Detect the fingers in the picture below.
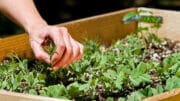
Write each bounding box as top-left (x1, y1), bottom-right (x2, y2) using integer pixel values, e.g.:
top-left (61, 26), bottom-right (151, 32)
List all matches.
top-left (29, 26), bottom-right (84, 71)
top-left (77, 41), bottom-right (84, 60)
top-left (51, 27), bottom-right (84, 70)
top-left (69, 38), bottom-right (84, 63)
top-left (53, 30), bottom-right (73, 69)
top-left (49, 29), bottom-right (66, 66)
top-left (69, 38), bottom-right (80, 63)
top-left (30, 40), bottom-right (51, 64)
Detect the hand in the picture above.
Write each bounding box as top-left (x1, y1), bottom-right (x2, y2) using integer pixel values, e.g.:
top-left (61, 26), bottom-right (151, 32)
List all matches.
top-left (0, 0), bottom-right (84, 70)
top-left (28, 25), bottom-right (84, 70)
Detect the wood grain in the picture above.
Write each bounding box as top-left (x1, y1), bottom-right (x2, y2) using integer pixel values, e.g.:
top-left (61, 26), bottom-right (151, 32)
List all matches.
top-left (0, 90), bottom-right (69, 101)
top-left (57, 8), bottom-right (137, 44)
top-left (0, 34), bottom-right (33, 61)
top-left (142, 88), bottom-right (180, 101)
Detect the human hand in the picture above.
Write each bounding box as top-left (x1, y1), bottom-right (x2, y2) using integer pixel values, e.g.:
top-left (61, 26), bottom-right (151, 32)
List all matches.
top-left (0, 0), bottom-right (84, 70)
top-left (28, 25), bottom-right (84, 70)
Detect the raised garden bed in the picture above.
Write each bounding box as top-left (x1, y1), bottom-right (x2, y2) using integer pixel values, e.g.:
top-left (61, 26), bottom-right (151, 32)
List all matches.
top-left (0, 7), bottom-right (180, 101)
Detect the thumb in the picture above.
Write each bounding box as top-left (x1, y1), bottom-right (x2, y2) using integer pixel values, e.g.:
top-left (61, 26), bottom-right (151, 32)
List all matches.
top-left (30, 39), bottom-right (51, 64)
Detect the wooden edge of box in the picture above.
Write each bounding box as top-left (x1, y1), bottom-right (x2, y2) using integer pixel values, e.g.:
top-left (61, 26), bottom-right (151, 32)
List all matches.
top-left (57, 7), bottom-right (137, 26)
top-left (0, 33), bottom-right (33, 61)
top-left (0, 90), bottom-right (70, 101)
top-left (57, 7), bottom-right (137, 44)
top-left (141, 88), bottom-right (180, 101)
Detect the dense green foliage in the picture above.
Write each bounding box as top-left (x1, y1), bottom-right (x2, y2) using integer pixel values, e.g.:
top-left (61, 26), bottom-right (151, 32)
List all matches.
top-left (0, 33), bottom-right (180, 101)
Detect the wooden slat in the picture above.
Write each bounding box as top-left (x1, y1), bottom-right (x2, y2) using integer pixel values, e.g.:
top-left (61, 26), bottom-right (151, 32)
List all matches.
top-left (0, 34), bottom-right (33, 61)
top-left (0, 90), bottom-right (69, 101)
top-left (142, 88), bottom-right (180, 101)
top-left (58, 8), bottom-right (137, 44)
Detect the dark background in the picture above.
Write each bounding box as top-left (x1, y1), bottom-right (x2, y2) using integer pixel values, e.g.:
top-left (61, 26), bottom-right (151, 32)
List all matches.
top-left (0, 0), bottom-right (180, 37)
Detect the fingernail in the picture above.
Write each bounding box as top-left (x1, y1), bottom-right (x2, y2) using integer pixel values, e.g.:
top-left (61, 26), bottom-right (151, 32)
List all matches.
top-left (63, 64), bottom-right (68, 68)
top-left (45, 58), bottom-right (51, 64)
top-left (53, 66), bottom-right (58, 71)
top-left (51, 55), bottom-right (56, 65)
top-left (72, 60), bottom-right (77, 63)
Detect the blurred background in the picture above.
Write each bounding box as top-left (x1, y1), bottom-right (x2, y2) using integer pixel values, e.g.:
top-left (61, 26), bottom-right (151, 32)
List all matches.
top-left (0, 0), bottom-right (180, 37)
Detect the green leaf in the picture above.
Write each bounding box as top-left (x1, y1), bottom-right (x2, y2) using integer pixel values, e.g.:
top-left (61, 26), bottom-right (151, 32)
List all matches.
top-left (122, 12), bottom-right (138, 23)
top-left (127, 90), bottom-right (145, 101)
top-left (67, 82), bottom-right (82, 98)
top-left (103, 69), bottom-right (117, 80)
top-left (29, 89), bottom-right (37, 95)
top-left (11, 75), bottom-right (19, 90)
top-left (27, 72), bottom-right (34, 86)
top-left (136, 27), bottom-right (149, 33)
top-left (139, 74), bottom-right (151, 83)
top-left (106, 97), bottom-right (114, 101)
top-left (118, 97), bottom-right (125, 101)
top-left (47, 84), bottom-right (68, 98)
top-left (137, 62), bottom-right (148, 73)
top-left (105, 82), bottom-right (112, 90)
top-left (16, 72), bottom-right (23, 82)
top-left (1, 81), bottom-right (7, 89)
top-left (79, 83), bottom-right (89, 93)
top-left (129, 76), bottom-right (142, 87)
top-left (165, 76), bottom-right (180, 91)
top-left (129, 73), bottom-right (151, 87)
top-left (39, 89), bottom-right (47, 96)
top-left (176, 70), bottom-right (180, 77)
top-left (156, 85), bottom-right (164, 94)
top-left (37, 73), bottom-right (46, 80)
top-left (148, 34), bottom-right (162, 43)
top-left (115, 72), bottom-right (124, 90)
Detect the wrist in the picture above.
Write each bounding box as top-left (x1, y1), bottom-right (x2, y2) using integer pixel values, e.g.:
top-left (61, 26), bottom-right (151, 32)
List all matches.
top-left (24, 19), bottom-right (48, 34)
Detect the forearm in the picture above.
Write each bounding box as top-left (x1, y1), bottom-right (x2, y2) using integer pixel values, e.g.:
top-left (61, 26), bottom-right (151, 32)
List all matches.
top-left (0, 0), bottom-right (84, 68)
top-left (0, 0), bottom-right (47, 33)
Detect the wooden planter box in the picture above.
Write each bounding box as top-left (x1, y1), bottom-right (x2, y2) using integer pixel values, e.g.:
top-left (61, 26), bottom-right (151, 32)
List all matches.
top-left (0, 7), bottom-right (180, 101)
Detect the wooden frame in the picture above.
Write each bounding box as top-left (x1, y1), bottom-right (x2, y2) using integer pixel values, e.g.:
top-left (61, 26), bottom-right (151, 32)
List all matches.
top-left (0, 7), bottom-right (180, 101)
